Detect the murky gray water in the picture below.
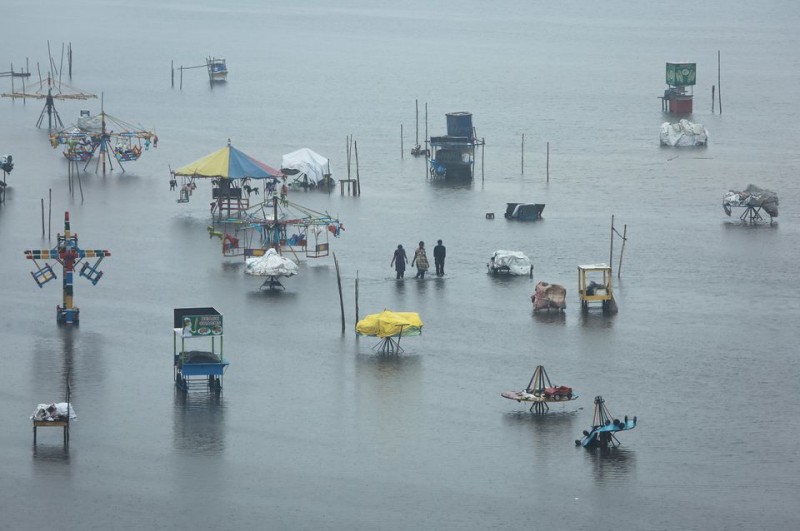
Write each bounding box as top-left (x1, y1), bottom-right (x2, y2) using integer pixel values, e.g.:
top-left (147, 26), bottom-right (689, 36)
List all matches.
top-left (1, 1), bottom-right (799, 529)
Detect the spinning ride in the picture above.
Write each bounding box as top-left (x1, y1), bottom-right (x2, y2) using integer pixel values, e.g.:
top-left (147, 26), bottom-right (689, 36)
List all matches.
top-left (24, 212), bottom-right (111, 325)
top-left (50, 101), bottom-right (157, 173)
top-left (502, 365), bottom-right (578, 413)
top-left (170, 140), bottom-right (281, 217)
top-left (576, 396), bottom-right (637, 449)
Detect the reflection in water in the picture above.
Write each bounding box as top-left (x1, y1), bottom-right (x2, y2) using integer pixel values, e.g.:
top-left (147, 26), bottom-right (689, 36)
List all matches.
top-left (172, 388), bottom-right (226, 455)
top-left (532, 311), bottom-right (567, 326)
top-left (221, 261), bottom-right (244, 273)
top-left (579, 312), bottom-right (615, 329)
top-left (503, 408), bottom-right (580, 448)
top-left (582, 446), bottom-right (636, 484)
top-left (354, 352), bottom-right (423, 443)
top-left (32, 443), bottom-right (71, 464)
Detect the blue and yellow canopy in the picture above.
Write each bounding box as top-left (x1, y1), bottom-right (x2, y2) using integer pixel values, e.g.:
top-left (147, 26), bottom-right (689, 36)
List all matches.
top-left (172, 143), bottom-right (282, 180)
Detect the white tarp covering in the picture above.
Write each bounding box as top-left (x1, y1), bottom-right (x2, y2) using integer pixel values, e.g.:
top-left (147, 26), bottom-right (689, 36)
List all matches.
top-left (660, 119), bottom-right (708, 146)
top-left (31, 402), bottom-right (77, 421)
top-left (281, 148), bottom-right (330, 184)
top-left (245, 248), bottom-right (299, 277)
top-left (488, 250), bottom-right (532, 275)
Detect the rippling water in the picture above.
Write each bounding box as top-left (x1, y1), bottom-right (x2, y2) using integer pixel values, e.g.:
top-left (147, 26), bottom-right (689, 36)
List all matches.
top-left (1, 1), bottom-right (799, 529)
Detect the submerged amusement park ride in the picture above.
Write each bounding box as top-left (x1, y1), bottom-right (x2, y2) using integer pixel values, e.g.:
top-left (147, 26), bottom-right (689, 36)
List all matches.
top-left (49, 101), bottom-right (158, 173)
top-left (576, 396), bottom-right (637, 449)
top-left (723, 184), bottom-right (779, 225)
top-left (173, 307), bottom-right (229, 392)
top-left (428, 112), bottom-right (484, 181)
top-left (170, 141), bottom-right (282, 216)
top-left (356, 309), bottom-right (423, 355)
top-left (172, 142), bottom-right (345, 262)
top-left (24, 212), bottom-right (111, 325)
top-left (502, 365), bottom-right (578, 413)
top-left (2, 75), bottom-right (97, 130)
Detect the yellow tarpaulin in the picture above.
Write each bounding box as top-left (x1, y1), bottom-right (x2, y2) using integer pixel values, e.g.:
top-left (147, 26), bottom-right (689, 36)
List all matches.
top-left (356, 310), bottom-right (423, 338)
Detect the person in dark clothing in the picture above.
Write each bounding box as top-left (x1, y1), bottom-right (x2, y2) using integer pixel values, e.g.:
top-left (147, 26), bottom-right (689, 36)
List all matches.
top-left (390, 244), bottom-right (408, 279)
top-left (433, 239), bottom-right (446, 276)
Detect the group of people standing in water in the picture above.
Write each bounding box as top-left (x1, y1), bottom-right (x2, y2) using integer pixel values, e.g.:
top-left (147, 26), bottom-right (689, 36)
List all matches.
top-left (391, 240), bottom-right (446, 279)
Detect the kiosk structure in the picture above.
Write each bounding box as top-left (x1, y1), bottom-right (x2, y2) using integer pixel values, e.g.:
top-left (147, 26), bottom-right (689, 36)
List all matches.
top-left (173, 307), bottom-right (229, 391)
top-left (660, 62), bottom-right (696, 113)
top-left (578, 263), bottom-right (615, 313)
top-left (24, 211), bottom-right (111, 325)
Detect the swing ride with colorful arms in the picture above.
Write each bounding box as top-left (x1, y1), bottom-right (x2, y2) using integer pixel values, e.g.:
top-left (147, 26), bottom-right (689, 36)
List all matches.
top-left (24, 212), bottom-right (111, 325)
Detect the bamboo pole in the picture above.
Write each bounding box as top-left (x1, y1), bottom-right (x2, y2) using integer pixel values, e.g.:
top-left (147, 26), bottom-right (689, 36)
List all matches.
top-left (609, 214), bottom-right (614, 268)
top-left (334, 253), bottom-right (345, 334)
top-left (717, 50), bottom-right (722, 114)
top-left (711, 85), bottom-right (715, 113)
top-left (617, 224), bottom-right (627, 278)
top-left (354, 140), bottom-right (361, 196)
top-left (355, 273), bottom-right (360, 324)
top-left (546, 142), bottom-right (550, 183)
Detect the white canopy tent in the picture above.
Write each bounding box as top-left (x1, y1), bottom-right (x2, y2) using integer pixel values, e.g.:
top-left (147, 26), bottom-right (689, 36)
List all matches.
top-left (281, 148), bottom-right (331, 187)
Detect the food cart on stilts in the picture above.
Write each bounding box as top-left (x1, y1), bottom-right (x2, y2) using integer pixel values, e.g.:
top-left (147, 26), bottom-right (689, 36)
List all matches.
top-left (173, 307), bottom-right (229, 392)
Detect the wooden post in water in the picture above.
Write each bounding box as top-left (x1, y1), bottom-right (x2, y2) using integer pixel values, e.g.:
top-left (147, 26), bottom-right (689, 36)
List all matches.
top-left (481, 139), bottom-right (485, 183)
top-left (68, 43), bottom-right (72, 78)
top-left (355, 140), bottom-right (361, 196)
top-left (717, 50), bottom-right (722, 114)
top-left (546, 142), bottom-right (550, 183)
top-left (711, 85), bottom-right (715, 113)
top-left (521, 133), bottom-right (524, 175)
top-left (617, 224), bottom-right (627, 278)
top-left (334, 253), bottom-right (345, 334)
top-left (609, 214), bottom-right (614, 268)
top-left (355, 273), bottom-right (360, 324)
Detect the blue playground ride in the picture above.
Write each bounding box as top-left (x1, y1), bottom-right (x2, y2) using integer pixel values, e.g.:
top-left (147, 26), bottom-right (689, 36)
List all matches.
top-left (173, 307), bottom-right (229, 392)
top-left (576, 396), bottom-right (637, 449)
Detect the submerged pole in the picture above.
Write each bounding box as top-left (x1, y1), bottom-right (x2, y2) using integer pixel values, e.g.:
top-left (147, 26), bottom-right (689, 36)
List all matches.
top-left (609, 214), bottom-right (614, 268)
top-left (617, 224), bottom-right (627, 278)
top-left (354, 140), bottom-right (361, 196)
top-left (546, 142), bottom-right (550, 183)
top-left (334, 253), bottom-right (345, 334)
top-left (355, 273), bottom-right (360, 323)
top-left (717, 50), bottom-right (722, 114)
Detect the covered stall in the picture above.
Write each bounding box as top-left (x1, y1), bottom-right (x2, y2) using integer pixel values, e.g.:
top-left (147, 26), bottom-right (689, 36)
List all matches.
top-left (487, 250), bottom-right (533, 276)
top-left (281, 148), bottom-right (333, 190)
top-left (356, 309), bottom-right (423, 354)
top-left (173, 307), bottom-right (229, 391)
